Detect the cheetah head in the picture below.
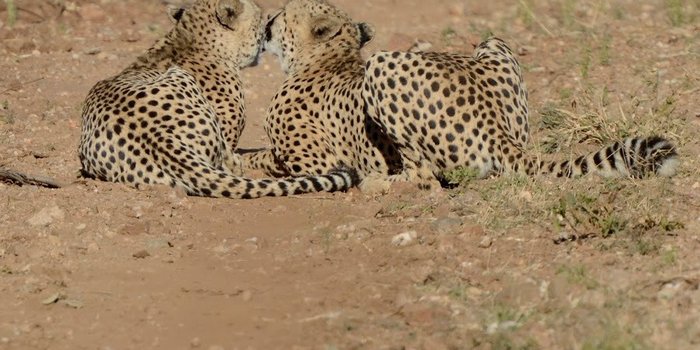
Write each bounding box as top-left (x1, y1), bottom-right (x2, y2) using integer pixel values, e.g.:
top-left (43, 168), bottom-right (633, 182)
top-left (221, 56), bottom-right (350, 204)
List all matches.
top-left (168, 0), bottom-right (264, 67)
top-left (263, 0), bottom-right (374, 74)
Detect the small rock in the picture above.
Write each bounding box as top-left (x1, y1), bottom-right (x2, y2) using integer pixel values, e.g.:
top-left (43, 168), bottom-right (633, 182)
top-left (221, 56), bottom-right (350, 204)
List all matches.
top-left (87, 242), bottom-right (100, 253)
top-left (409, 40), bottom-right (433, 53)
top-left (478, 236), bottom-right (493, 248)
top-left (658, 278), bottom-right (695, 300)
top-left (83, 47), bottom-right (101, 55)
top-left (62, 299), bottom-right (84, 309)
top-left (392, 231), bottom-right (418, 247)
top-left (42, 293), bottom-right (64, 305)
top-left (132, 250), bottom-right (151, 259)
top-left (190, 337), bottom-right (201, 348)
top-left (241, 290), bottom-right (253, 301)
top-left (27, 206), bottom-right (65, 227)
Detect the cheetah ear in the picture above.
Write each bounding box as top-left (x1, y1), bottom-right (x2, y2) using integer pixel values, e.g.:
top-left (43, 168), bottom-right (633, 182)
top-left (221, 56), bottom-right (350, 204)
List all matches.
top-left (217, 0), bottom-right (244, 30)
top-left (310, 16), bottom-right (343, 41)
top-left (356, 22), bottom-right (374, 48)
top-left (167, 6), bottom-right (186, 24)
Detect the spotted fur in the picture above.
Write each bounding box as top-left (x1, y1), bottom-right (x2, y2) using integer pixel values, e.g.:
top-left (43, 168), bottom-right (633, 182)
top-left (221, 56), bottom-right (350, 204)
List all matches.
top-left (363, 38), bottom-right (679, 186)
top-left (243, 0), bottom-right (401, 178)
top-left (78, 0), bottom-right (358, 198)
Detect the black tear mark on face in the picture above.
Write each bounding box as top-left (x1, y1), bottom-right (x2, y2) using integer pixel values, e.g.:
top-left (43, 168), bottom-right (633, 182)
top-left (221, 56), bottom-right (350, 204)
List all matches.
top-left (265, 11), bottom-right (282, 42)
top-left (356, 23), bottom-right (374, 48)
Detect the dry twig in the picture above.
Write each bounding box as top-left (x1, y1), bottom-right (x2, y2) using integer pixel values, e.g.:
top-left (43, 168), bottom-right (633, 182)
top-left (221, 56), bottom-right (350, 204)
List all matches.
top-left (0, 166), bottom-right (63, 188)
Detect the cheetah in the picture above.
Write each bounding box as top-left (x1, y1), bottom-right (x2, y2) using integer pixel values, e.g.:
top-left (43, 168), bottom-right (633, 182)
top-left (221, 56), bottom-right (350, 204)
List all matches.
top-left (242, 0), bottom-right (401, 179)
top-left (362, 37), bottom-right (679, 187)
top-left (78, 0), bottom-right (358, 199)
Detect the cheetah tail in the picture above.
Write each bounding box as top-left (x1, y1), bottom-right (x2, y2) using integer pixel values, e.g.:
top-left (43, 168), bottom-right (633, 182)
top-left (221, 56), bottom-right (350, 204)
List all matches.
top-left (512, 136), bottom-right (679, 178)
top-left (185, 165), bottom-right (360, 199)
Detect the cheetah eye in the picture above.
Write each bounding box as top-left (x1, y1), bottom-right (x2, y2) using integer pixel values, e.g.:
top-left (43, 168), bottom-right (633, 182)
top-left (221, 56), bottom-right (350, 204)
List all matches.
top-left (313, 26), bottom-right (330, 38)
top-left (217, 10), bottom-right (236, 31)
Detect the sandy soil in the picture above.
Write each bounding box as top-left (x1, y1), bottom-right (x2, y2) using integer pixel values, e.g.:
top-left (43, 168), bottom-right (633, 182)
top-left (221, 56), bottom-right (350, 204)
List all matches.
top-left (1, 0), bottom-right (699, 349)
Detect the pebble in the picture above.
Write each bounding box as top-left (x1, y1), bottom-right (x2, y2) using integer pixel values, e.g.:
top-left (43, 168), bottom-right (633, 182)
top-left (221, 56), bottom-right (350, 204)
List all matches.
top-left (42, 293), bottom-right (64, 305)
top-left (409, 40), bottom-right (433, 53)
top-left (190, 337), bottom-right (201, 348)
top-left (132, 250), bottom-right (151, 259)
top-left (658, 279), bottom-right (692, 300)
top-left (87, 242), bottom-right (100, 253)
top-left (392, 231), bottom-right (418, 247)
top-left (478, 236), bottom-right (493, 248)
top-left (84, 48), bottom-right (101, 55)
top-left (27, 206), bottom-right (65, 227)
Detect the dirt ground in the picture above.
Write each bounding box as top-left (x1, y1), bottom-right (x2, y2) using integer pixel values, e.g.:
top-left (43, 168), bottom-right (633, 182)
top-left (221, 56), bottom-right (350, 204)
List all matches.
top-left (1, 0), bottom-right (699, 349)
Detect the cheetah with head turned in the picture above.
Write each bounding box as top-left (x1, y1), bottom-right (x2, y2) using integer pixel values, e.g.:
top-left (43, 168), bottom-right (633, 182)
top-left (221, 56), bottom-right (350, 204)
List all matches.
top-left (242, 0), bottom-right (401, 178)
top-left (363, 38), bottom-right (679, 187)
top-left (250, 0), bottom-right (677, 191)
top-left (78, 0), bottom-right (358, 199)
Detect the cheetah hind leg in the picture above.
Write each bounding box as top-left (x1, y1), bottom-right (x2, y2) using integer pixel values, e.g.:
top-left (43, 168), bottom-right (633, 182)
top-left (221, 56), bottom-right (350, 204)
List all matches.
top-left (223, 153), bottom-right (245, 176)
top-left (383, 150), bottom-right (441, 190)
top-left (239, 148), bottom-right (289, 177)
top-left (388, 164), bottom-right (440, 190)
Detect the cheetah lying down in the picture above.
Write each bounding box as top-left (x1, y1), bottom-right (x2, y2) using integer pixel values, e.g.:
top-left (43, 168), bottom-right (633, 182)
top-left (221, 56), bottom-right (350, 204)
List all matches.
top-left (78, 0), bottom-right (358, 199)
top-left (248, 0), bottom-right (678, 190)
